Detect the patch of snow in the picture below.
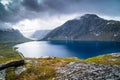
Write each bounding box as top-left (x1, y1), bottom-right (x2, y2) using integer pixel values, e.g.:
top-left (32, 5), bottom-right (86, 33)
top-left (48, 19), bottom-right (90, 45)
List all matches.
top-left (94, 33), bottom-right (100, 36)
top-left (107, 22), bottom-right (115, 25)
top-left (75, 17), bottom-right (81, 20)
top-left (107, 22), bottom-right (111, 25)
top-left (114, 34), bottom-right (117, 37)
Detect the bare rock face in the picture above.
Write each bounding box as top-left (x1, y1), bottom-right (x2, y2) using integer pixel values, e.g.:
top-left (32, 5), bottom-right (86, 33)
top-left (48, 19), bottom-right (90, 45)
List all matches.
top-left (44, 14), bottom-right (120, 41)
top-left (57, 62), bottom-right (120, 80)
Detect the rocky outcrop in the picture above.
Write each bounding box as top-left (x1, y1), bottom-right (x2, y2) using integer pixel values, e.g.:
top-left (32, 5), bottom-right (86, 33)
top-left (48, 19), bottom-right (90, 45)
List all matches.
top-left (0, 68), bottom-right (5, 80)
top-left (57, 62), bottom-right (120, 80)
top-left (0, 60), bottom-right (25, 71)
top-left (15, 66), bottom-right (27, 75)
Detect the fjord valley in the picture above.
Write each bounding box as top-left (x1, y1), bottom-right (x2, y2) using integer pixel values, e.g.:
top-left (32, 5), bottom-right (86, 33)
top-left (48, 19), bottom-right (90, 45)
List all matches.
top-left (0, 14), bottom-right (120, 80)
top-left (31, 30), bottom-right (51, 40)
top-left (0, 0), bottom-right (120, 79)
top-left (14, 14), bottom-right (120, 58)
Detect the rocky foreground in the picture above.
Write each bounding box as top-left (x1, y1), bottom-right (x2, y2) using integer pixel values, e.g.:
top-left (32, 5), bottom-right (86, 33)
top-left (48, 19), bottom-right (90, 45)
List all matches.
top-left (0, 53), bottom-right (120, 80)
top-left (57, 62), bottom-right (120, 80)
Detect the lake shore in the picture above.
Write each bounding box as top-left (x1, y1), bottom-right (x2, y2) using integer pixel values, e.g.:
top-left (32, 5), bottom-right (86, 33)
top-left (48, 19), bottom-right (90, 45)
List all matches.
top-left (0, 43), bottom-right (120, 79)
top-left (14, 41), bottom-right (120, 59)
top-left (1, 53), bottom-right (120, 80)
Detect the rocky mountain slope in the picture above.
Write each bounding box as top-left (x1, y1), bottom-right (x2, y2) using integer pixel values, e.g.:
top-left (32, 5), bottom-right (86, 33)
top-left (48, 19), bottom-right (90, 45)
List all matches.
top-left (0, 29), bottom-right (30, 43)
top-left (31, 30), bottom-right (51, 40)
top-left (44, 14), bottom-right (120, 41)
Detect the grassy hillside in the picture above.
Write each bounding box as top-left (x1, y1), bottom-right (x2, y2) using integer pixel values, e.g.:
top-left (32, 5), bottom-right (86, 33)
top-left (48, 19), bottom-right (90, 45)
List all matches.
top-left (0, 29), bottom-right (30, 43)
top-left (0, 43), bottom-right (21, 63)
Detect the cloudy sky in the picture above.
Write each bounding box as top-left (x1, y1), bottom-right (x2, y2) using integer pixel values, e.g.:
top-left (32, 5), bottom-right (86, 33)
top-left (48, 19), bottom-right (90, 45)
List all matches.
top-left (0, 0), bottom-right (120, 36)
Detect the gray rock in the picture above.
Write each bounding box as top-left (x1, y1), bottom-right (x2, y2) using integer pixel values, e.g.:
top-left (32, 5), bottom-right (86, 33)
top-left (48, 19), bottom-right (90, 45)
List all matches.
top-left (15, 66), bottom-right (27, 75)
top-left (0, 65), bottom-right (6, 80)
top-left (57, 62), bottom-right (120, 80)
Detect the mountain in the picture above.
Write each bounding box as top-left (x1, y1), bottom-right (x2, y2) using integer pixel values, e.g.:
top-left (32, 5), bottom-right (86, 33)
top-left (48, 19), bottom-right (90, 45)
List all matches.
top-left (0, 29), bottom-right (30, 43)
top-left (43, 14), bottom-right (120, 41)
top-left (31, 30), bottom-right (51, 40)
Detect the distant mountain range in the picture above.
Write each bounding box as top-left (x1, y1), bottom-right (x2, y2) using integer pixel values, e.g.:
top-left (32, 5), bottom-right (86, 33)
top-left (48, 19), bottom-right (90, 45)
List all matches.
top-left (0, 29), bottom-right (30, 43)
top-left (43, 14), bottom-right (120, 41)
top-left (31, 30), bottom-right (51, 40)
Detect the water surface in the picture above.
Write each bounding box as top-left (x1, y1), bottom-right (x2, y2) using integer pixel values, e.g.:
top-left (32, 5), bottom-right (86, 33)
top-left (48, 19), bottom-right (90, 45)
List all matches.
top-left (15, 41), bottom-right (120, 59)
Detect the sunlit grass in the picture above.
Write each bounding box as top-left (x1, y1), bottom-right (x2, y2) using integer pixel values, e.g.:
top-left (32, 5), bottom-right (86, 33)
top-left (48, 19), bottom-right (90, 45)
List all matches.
top-left (0, 43), bottom-right (21, 63)
top-left (85, 54), bottom-right (120, 65)
top-left (6, 57), bottom-right (83, 80)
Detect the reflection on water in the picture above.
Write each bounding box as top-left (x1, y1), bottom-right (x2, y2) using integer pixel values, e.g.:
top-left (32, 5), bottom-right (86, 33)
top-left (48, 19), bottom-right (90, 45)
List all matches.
top-left (15, 41), bottom-right (70, 58)
top-left (15, 41), bottom-right (120, 59)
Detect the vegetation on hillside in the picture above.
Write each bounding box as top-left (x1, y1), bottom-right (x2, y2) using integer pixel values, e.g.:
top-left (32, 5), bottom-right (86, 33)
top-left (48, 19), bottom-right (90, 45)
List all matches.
top-left (86, 54), bottom-right (120, 65)
top-left (6, 57), bottom-right (83, 80)
top-left (0, 43), bottom-right (21, 64)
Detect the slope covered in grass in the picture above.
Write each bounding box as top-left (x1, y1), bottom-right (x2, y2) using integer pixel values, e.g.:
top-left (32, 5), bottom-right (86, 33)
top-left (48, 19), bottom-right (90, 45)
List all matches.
top-left (0, 43), bottom-right (21, 63)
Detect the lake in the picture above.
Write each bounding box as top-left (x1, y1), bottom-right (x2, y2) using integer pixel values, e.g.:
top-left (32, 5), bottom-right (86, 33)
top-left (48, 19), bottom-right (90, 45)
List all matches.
top-left (14, 41), bottom-right (120, 59)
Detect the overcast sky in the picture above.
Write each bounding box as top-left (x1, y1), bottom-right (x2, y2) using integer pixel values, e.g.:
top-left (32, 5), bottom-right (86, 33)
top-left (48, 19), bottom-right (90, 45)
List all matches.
top-left (0, 0), bottom-right (120, 36)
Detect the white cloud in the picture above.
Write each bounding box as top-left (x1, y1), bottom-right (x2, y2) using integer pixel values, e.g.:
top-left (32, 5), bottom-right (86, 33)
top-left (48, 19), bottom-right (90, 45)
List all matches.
top-left (1, 0), bottom-right (11, 5)
top-left (100, 15), bottom-right (120, 21)
top-left (0, 22), bottom-right (12, 30)
top-left (12, 13), bottom-right (80, 37)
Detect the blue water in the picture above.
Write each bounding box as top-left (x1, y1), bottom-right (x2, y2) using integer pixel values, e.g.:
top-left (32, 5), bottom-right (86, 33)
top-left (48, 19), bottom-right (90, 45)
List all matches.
top-left (15, 41), bottom-right (120, 59)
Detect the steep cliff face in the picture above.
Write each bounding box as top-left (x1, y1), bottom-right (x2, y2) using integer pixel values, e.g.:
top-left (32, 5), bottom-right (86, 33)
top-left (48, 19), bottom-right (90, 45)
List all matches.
top-left (44, 14), bottom-right (120, 41)
top-left (0, 29), bottom-right (29, 43)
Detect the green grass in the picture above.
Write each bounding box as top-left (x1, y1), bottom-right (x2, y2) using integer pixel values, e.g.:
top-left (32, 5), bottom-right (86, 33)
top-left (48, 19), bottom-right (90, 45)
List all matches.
top-left (0, 43), bottom-right (21, 63)
top-left (85, 54), bottom-right (120, 65)
top-left (5, 57), bottom-right (84, 80)
top-left (6, 68), bottom-right (18, 80)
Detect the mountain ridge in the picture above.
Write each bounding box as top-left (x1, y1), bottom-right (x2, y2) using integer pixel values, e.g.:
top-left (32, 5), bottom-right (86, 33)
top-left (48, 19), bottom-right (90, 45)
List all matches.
top-left (31, 30), bottom-right (51, 40)
top-left (0, 28), bottom-right (30, 43)
top-left (43, 14), bottom-right (120, 41)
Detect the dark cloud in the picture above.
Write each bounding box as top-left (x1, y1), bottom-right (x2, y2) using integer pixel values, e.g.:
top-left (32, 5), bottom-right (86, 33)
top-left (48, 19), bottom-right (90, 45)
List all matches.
top-left (0, 3), bottom-right (9, 22)
top-left (21, 0), bottom-right (84, 14)
top-left (22, 0), bottom-right (42, 12)
top-left (0, 0), bottom-right (22, 23)
top-left (21, 0), bottom-right (120, 16)
top-left (0, 0), bottom-right (120, 27)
